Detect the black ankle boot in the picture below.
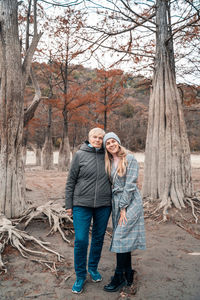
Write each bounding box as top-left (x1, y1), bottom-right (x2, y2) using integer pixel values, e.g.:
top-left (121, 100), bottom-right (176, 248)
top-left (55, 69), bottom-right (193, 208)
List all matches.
top-left (104, 271), bottom-right (126, 292)
top-left (125, 270), bottom-right (134, 286)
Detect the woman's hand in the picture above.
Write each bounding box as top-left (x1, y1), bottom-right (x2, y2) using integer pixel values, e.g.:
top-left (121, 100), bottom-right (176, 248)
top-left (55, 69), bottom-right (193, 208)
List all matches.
top-left (66, 208), bottom-right (73, 217)
top-left (118, 208), bottom-right (127, 226)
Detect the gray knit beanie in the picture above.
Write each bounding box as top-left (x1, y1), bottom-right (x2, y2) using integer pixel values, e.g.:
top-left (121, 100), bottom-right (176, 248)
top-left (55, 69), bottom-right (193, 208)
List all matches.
top-left (103, 132), bottom-right (121, 148)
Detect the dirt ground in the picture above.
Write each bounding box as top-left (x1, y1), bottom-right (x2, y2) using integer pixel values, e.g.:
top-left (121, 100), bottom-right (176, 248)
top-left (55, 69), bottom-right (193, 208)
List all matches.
top-left (1, 160), bottom-right (200, 300)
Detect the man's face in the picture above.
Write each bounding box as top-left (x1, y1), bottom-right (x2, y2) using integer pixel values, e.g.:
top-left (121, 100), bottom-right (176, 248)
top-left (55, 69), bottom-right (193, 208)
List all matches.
top-left (89, 134), bottom-right (104, 148)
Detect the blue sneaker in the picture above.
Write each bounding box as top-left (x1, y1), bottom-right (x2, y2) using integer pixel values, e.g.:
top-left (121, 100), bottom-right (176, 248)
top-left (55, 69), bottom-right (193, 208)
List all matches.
top-left (72, 278), bottom-right (85, 294)
top-left (88, 269), bottom-right (102, 282)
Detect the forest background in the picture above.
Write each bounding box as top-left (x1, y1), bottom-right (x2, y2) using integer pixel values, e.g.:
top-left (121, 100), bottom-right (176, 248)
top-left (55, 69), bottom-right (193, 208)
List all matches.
top-left (26, 63), bottom-right (200, 154)
top-left (0, 0), bottom-right (200, 219)
top-left (0, 0), bottom-right (200, 218)
top-left (22, 1), bottom-right (200, 156)
top-left (1, 2), bottom-right (200, 299)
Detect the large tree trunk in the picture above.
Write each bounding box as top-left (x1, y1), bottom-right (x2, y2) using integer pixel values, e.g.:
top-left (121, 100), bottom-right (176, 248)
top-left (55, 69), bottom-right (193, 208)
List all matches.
top-left (0, 0), bottom-right (41, 218)
top-left (0, 0), bottom-right (25, 217)
top-left (142, 0), bottom-right (192, 211)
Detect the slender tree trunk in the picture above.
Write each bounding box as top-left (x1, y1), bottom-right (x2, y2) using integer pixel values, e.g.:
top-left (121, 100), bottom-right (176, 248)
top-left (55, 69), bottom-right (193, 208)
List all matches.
top-left (58, 54), bottom-right (71, 172)
top-left (58, 129), bottom-right (71, 171)
top-left (28, 142), bottom-right (41, 166)
top-left (35, 146), bottom-right (42, 166)
top-left (0, 0), bottom-right (25, 217)
top-left (22, 146), bottom-right (27, 165)
top-left (142, 0), bottom-right (192, 211)
top-left (58, 135), bottom-right (71, 172)
top-left (42, 105), bottom-right (53, 170)
top-left (104, 108), bottom-right (107, 131)
top-left (42, 137), bottom-right (53, 169)
top-left (58, 110), bottom-right (71, 171)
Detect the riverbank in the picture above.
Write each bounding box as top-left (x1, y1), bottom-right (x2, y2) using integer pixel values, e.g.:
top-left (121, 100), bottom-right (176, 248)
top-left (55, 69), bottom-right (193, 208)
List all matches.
top-left (26, 150), bottom-right (200, 168)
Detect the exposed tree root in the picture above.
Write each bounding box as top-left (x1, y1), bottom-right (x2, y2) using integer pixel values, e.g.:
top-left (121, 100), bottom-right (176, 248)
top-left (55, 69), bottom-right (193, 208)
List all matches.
top-left (31, 259), bottom-right (59, 277)
top-left (143, 198), bottom-right (164, 222)
top-left (64, 271), bottom-right (75, 281)
top-left (15, 201), bottom-right (74, 243)
top-left (0, 214), bottom-right (64, 274)
top-left (144, 192), bottom-right (200, 221)
top-left (143, 192), bottom-right (200, 239)
top-left (24, 292), bottom-right (55, 298)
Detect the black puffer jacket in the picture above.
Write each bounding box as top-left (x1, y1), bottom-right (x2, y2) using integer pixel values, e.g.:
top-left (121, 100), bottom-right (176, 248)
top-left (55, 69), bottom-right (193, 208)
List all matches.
top-left (65, 142), bottom-right (112, 209)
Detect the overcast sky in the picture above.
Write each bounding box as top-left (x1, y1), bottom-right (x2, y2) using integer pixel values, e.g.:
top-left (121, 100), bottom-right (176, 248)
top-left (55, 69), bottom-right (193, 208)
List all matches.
top-left (36, 0), bottom-right (200, 86)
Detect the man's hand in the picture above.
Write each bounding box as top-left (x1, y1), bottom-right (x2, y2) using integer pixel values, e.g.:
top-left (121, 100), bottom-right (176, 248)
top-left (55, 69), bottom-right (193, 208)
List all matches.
top-left (66, 208), bottom-right (73, 217)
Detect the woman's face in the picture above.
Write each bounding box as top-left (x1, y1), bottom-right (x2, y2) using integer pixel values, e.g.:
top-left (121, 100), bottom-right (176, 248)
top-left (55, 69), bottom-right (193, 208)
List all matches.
top-left (89, 133), bottom-right (104, 148)
top-left (106, 139), bottom-right (119, 155)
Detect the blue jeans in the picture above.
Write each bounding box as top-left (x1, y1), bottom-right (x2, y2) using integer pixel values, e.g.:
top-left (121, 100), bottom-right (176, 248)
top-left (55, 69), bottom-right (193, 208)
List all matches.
top-left (73, 206), bottom-right (111, 280)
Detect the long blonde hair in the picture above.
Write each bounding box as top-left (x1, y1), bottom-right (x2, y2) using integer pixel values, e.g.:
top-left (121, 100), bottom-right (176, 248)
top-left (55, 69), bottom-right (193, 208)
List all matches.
top-left (105, 145), bottom-right (128, 177)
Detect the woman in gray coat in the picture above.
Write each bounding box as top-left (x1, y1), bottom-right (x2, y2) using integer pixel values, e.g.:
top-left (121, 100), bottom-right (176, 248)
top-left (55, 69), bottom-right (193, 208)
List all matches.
top-left (103, 132), bottom-right (146, 292)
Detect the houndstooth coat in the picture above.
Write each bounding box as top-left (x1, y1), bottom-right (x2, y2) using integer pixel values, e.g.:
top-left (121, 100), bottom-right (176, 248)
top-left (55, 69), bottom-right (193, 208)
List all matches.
top-left (110, 153), bottom-right (146, 253)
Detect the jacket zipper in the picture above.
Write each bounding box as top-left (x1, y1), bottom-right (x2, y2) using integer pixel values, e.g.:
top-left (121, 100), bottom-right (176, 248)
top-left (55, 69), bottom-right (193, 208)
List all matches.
top-left (94, 149), bottom-right (98, 207)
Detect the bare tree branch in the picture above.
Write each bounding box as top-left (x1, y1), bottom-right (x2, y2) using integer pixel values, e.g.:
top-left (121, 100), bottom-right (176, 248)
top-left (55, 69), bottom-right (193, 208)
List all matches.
top-left (183, 0), bottom-right (200, 15)
top-left (24, 68), bottom-right (42, 126)
top-left (81, 36), bottom-right (154, 58)
top-left (166, 12), bottom-right (200, 42)
top-left (120, 0), bottom-right (156, 25)
top-left (39, 0), bottom-right (84, 7)
top-left (22, 0), bottom-right (43, 85)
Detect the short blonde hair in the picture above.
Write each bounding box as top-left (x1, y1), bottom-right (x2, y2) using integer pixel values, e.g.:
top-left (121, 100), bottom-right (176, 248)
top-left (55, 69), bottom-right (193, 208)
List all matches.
top-left (88, 127), bottom-right (105, 139)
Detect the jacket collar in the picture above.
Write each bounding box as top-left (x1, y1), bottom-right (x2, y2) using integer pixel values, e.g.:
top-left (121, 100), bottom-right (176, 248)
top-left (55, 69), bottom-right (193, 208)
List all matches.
top-left (80, 141), bottom-right (104, 153)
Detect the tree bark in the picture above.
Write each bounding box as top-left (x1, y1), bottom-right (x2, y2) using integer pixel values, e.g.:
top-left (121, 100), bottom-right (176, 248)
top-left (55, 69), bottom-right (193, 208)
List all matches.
top-left (58, 111), bottom-right (70, 172)
top-left (42, 105), bottom-right (53, 170)
top-left (23, 1), bottom-right (42, 127)
top-left (22, 128), bottom-right (29, 165)
top-left (58, 135), bottom-right (71, 172)
top-left (0, 0), bottom-right (25, 217)
top-left (0, 0), bottom-right (41, 217)
top-left (142, 0), bottom-right (192, 210)
top-left (35, 146), bottom-right (42, 166)
top-left (24, 68), bottom-right (42, 127)
top-left (58, 54), bottom-right (71, 172)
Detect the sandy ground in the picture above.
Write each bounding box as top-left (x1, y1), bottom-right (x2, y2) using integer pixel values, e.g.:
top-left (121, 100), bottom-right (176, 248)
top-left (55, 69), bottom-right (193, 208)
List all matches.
top-left (1, 154), bottom-right (200, 300)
